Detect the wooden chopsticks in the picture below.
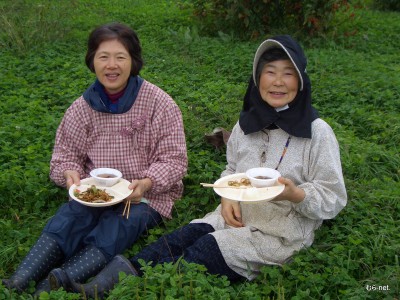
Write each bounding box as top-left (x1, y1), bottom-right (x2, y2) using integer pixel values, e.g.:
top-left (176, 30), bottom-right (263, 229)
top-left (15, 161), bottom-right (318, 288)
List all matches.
top-left (200, 183), bottom-right (248, 189)
top-left (122, 199), bottom-right (131, 219)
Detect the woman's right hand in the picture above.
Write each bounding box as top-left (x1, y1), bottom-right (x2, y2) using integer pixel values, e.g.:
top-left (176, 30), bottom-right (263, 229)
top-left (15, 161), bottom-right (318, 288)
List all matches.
top-left (221, 197), bottom-right (244, 227)
top-left (63, 170), bottom-right (81, 189)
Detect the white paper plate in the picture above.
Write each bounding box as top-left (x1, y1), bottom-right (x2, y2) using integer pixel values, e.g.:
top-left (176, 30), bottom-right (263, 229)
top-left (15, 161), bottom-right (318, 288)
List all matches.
top-left (69, 177), bottom-right (132, 207)
top-left (213, 173), bottom-right (284, 202)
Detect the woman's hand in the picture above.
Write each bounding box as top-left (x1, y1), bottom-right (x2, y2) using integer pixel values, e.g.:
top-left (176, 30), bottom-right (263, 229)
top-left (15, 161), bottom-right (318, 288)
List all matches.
top-left (64, 170), bottom-right (81, 189)
top-left (273, 176), bottom-right (305, 203)
top-left (221, 197), bottom-right (244, 227)
top-left (126, 178), bottom-right (152, 204)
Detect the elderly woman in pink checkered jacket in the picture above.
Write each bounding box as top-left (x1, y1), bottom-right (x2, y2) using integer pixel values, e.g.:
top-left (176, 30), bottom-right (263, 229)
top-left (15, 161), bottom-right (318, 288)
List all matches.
top-left (3, 22), bottom-right (187, 295)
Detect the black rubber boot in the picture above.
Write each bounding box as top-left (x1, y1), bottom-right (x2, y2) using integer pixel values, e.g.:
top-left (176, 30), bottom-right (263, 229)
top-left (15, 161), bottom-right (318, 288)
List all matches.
top-left (2, 234), bottom-right (64, 292)
top-left (70, 254), bottom-right (137, 299)
top-left (48, 245), bottom-right (107, 292)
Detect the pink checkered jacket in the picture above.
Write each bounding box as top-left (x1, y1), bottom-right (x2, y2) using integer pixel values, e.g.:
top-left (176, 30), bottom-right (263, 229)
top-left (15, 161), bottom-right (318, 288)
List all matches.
top-left (50, 80), bottom-right (188, 218)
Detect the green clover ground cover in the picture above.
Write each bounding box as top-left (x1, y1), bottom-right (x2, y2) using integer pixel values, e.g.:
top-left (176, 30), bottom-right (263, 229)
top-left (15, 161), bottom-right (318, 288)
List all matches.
top-left (0, 0), bottom-right (399, 299)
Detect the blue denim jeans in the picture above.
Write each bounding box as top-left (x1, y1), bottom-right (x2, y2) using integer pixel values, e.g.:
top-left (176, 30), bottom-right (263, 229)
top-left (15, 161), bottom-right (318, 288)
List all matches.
top-left (43, 200), bottom-right (162, 261)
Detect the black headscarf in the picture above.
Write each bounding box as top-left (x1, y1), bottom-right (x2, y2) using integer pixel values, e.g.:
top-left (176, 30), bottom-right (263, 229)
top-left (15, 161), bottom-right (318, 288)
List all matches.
top-left (239, 35), bottom-right (318, 138)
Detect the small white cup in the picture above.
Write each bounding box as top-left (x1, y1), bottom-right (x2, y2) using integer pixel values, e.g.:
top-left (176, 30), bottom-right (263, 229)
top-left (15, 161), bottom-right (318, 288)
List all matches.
top-left (245, 167), bottom-right (281, 188)
top-left (90, 168), bottom-right (122, 187)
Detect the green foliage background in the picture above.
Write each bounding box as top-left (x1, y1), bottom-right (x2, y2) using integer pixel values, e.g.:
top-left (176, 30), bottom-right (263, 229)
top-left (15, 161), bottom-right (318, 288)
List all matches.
top-left (0, 0), bottom-right (399, 299)
top-left (191, 0), bottom-right (357, 40)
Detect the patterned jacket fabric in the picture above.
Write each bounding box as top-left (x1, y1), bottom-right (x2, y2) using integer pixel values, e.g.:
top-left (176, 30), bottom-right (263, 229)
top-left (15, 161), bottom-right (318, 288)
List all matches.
top-left (50, 80), bottom-right (187, 218)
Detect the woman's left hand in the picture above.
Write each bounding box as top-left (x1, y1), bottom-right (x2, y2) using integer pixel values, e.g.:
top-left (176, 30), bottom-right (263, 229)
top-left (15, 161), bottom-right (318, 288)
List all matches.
top-left (273, 176), bottom-right (305, 203)
top-left (126, 178), bottom-right (152, 204)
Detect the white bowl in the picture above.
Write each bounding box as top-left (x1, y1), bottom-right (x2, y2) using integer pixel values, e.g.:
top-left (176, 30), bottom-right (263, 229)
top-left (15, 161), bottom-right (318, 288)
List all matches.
top-left (245, 167), bottom-right (281, 188)
top-left (89, 168), bottom-right (122, 187)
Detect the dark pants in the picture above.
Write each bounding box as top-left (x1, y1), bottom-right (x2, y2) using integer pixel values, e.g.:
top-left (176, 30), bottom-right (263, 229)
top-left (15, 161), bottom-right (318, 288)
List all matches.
top-left (130, 223), bottom-right (243, 281)
top-left (43, 200), bottom-right (162, 261)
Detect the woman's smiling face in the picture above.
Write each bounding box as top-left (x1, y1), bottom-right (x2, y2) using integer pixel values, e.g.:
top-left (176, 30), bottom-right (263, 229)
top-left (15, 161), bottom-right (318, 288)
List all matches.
top-left (93, 39), bottom-right (132, 94)
top-left (258, 59), bottom-right (299, 108)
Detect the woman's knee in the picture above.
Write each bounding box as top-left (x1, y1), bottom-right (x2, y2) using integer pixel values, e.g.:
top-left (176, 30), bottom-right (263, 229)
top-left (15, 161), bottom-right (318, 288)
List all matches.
top-left (184, 234), bottom-right (242, 281)
top-left (43, 202), bottom-right (99, 233)
top-left (125, 204), bottom-right (162, 229)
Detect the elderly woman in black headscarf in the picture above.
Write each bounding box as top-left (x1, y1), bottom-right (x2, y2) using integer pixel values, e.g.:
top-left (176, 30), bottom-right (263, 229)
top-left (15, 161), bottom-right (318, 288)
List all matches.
top-left (49, 35), bottom-right (347, 298)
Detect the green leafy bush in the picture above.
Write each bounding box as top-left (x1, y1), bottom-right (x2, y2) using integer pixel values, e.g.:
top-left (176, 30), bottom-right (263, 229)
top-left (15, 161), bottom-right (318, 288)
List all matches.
top-left (191, 0), bottom-right (357, 39)
top-left (372, 0), bottom-right (400, 11)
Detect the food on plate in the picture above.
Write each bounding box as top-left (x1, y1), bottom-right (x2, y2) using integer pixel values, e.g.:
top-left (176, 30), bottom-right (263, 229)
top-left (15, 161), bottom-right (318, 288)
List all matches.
top-left (74, 185), bottom-right (114, 203)
top-left (228, 178), bottom-right (251, 187)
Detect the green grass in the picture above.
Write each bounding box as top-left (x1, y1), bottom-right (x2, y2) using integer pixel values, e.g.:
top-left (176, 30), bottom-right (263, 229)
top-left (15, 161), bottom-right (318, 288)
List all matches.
top-left (0, 0), bottom-right (399, 299)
